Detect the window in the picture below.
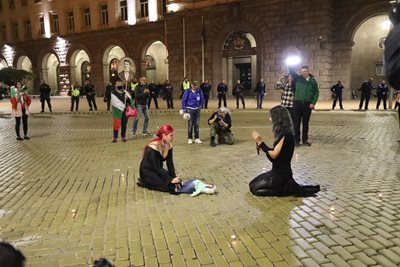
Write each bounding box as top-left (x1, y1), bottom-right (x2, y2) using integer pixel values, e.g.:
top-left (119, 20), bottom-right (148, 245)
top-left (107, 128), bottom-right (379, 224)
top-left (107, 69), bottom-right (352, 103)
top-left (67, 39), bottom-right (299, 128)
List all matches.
top-left (83, 8), bottom-right (91, 27)
top-left (9, 0), bottom-right (15, 9)
top-left (24, 19), bottom-right (31, 39)
top-left (376, 63), bottom-right (384, 76)
top-left (140, 0), bottom-right (148, 17)
top-left (11, 22), bottom-right (18, 40)
top-left (39, 17), bottom-right (45, 35)
top-left (100, 4), bottom-right (108, 25)
top-left (21, 0), bottom-right (27, 6)
top-left (0, 24), bottom-right (6, 42)
top-left (52, 14), bottom-right (59, 33)
top-left (120, 0), bottom-right (127, 21)
top-left (67, 11), bottom-right (74, 31)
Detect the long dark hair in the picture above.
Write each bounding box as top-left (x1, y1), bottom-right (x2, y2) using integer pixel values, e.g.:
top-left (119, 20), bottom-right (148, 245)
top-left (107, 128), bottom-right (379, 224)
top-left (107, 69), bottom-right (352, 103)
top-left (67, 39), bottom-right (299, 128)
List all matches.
top-left (269, 105), bottom-right (294, 140)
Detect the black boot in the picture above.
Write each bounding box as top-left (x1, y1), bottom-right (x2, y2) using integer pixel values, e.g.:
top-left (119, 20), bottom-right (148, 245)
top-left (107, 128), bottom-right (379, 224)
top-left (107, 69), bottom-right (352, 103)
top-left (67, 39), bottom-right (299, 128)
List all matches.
top-left (210, 137), bottom-right (216, 147)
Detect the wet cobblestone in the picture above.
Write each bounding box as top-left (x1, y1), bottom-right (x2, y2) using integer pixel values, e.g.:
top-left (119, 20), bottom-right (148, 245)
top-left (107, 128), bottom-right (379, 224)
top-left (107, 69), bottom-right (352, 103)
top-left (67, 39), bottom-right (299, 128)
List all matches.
top-left (0, 98), bottom-right (399, 266)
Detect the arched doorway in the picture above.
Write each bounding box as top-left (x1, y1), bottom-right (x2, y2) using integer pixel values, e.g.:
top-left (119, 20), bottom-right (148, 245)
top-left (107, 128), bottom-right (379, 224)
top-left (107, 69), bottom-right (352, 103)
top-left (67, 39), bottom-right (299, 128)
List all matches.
top-left (144, 41), bottom-right (168, 83)
top-left (221, 31), bottom-right (257, 95)
top-left (69, 49), bottom-right (90, 86)
top-left (350, 15), bottom-right (390, 90)
top-left (103, 46), bottom-right (126, 86)
top-left (16, 56), bottom-right (33, 93)
top-left (42, 53), bottom-right (60, 95)
top-left (0, 56), bottom-right (7, 69)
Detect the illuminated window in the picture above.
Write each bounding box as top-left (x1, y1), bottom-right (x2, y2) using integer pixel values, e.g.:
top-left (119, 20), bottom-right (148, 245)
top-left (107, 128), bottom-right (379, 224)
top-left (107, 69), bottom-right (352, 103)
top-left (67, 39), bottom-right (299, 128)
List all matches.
top-left (9, 0), bottom-right (15, 9)
top-left (39, 17), bottom-right (45, 35)
top-left (52, 14), bottom-right (59, 33)
top-left (24, 20), bottom-right (31, 39)
top-left (11, 22), bottom-right (18, 40)
top-left (83, 8), bottom-right (91, 27)
top-left (140, 0), bottom-right (149, 18)
top-left (0, 25), bottom-right (6, 42)
top-left (120, 0), bottom-right (127, 21)
top-left (21, 0), bottom-right (27, 6)
top-left (67, 11), bottom-right (74, 31)
top-left (100, 4), bottom-right (108, 25)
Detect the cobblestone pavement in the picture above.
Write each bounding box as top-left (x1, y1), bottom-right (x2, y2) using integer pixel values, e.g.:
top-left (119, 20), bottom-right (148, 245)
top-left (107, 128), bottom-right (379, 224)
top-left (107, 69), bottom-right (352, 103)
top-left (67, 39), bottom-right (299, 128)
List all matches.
top-left (0, 98), bottom-right (399, 266)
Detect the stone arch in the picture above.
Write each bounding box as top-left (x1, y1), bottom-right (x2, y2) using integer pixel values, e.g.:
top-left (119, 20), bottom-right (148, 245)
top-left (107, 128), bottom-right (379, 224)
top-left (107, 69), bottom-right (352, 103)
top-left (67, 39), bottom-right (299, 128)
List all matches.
top-left (41, 52), bottom-right (60, 94)
top-left (339, 2), bottom-right (388, 43)
top-left (211, 19), bottom-right (266, 95)
top-left (16, 55), bottom-right (34, 92)
top-left (0, 55), bottom-right (9, 69)
top-left (69, 48), bottom-right (91, 86)
top-left (142, 40), bottom-right (168, 83)
top-left (350, 14), bottom-right (390, 90)
top-left (102, 44), bottom-right (127, 86)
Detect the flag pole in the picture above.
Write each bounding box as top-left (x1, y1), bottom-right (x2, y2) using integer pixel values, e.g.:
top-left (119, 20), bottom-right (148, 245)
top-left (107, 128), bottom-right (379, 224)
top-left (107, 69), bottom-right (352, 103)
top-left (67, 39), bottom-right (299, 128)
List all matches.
top-left (201, 16), bottom-right (205, 82)
top-left (183, 18), bottom-right (186, 78)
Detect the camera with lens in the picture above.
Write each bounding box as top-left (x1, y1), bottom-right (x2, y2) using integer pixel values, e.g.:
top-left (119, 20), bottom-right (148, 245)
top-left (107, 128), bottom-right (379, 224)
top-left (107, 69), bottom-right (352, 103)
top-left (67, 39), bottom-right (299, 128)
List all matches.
top-left (216, 115), bottom-right (223, 122)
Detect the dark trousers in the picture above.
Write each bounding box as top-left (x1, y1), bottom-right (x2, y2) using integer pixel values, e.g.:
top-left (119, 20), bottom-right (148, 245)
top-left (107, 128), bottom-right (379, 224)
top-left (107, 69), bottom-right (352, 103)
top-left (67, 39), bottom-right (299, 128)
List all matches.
top-left (106, 99), bottom-right (111, 111)
top-left (87, 95), bottom-right (97, 110)
top-left (332, 95), bottom-right (343, 109)
top-left (256, 93), bottom-right (264, 108)
top-left (165, 94), bottom-right (174, 109)
top-left (148, 95), bottom-right (159, 109)
top-left (15, 109), bottom-right (28, 137)
top-left (285, 107), bottom-right (295, 125)
top-left (376, 94), bottom-right (387, 110)
top-left (218, 94), bottom-right (227, 108)
top-left (236, 93), bottom-right (245, 108)
top-left (40, 96), bottom-right (52, 112)
top-left (187, 109), bottom-right (200, 139)
top-left (294, 101), bottom-right (312, 143)
top-left (359, 92), bottom-right (371, 110)
top-left (71, 96), bottom-right (79, 111)
top-left (203, 94), bottom-right (209, 108)
top-left (113, 113), bottom-right (128, 139)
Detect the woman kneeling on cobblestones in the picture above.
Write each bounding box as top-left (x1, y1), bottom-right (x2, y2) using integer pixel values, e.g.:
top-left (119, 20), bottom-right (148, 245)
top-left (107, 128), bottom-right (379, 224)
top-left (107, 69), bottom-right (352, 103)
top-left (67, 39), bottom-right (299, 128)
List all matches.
top-left (137, 124), bottom-right (216, 196)
top-left (250, 105), bottom-right (320, 196)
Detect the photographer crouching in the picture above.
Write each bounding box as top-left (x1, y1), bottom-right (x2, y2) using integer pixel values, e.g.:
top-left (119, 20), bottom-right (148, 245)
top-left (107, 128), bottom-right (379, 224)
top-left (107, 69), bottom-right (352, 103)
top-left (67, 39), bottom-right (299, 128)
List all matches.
top-left (207, 107), bottom-right (234, 146)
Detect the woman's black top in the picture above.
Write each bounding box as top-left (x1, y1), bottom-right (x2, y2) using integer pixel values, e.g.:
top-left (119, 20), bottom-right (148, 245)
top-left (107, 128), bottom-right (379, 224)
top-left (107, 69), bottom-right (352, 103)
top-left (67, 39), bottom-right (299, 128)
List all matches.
top-left (139, 146), bottom-right (176, 193)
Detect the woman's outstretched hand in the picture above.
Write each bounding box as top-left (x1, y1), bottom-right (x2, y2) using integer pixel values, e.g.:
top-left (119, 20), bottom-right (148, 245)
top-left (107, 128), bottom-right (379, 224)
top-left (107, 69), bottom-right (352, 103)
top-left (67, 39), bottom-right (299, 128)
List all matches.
top-left (252, 130), bottom-right (262, 143)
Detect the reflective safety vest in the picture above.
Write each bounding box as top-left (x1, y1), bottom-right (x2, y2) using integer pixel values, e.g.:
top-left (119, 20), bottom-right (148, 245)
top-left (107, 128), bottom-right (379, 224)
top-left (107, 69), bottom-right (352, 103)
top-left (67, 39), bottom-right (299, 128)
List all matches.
top-left (71, 86), bottom-right (80, 97)
top-left (131, 82), bottom-right (138, 91)
top-left (182, 81), bottom-right (190, 90)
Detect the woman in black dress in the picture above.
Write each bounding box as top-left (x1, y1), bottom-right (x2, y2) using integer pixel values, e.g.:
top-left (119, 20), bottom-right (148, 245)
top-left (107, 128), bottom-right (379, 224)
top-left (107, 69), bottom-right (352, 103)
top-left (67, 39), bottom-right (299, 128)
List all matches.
top-left (249, 105), bottom-right (320, 196)
top-left (137, 124), bottom-right (216, 195)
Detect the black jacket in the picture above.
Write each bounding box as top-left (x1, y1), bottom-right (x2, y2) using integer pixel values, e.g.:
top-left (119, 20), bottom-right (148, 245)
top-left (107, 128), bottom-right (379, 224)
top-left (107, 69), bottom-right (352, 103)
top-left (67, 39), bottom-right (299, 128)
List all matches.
top-left (135, 83), bottom-right (149, 105)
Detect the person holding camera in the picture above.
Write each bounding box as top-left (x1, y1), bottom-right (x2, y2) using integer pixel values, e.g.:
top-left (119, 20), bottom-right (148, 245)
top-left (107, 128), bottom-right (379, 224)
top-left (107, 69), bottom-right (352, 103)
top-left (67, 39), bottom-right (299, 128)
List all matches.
top-left (249, 105), bottom-right (320, 196)
top-left (330, 80), bottom-right (344, 110)
top-left (132, 76), bottom-right (150, 136)
top-left (207, 107), bottom-right (233, 147)
top-left (10, 81), bottom-right (32, 140)
top-left (84, 80), bottom-right (97, 111)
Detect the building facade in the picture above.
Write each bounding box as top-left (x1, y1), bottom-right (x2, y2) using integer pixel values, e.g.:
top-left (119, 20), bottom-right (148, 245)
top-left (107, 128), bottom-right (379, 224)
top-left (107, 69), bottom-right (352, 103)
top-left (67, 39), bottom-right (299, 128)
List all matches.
top-left (0, 0), bottom-right (391, 99)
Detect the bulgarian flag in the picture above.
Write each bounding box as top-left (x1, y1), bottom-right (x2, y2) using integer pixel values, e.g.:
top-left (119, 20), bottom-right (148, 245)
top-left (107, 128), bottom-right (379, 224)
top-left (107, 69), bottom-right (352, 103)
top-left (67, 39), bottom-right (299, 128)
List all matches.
top-left (111, 91), bottom-right (133, 130)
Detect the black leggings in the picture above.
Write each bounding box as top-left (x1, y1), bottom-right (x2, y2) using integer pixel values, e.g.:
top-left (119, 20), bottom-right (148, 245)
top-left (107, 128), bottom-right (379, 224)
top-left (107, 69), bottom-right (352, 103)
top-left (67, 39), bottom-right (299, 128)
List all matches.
top-left (15, 110), bottom-right (28, 137)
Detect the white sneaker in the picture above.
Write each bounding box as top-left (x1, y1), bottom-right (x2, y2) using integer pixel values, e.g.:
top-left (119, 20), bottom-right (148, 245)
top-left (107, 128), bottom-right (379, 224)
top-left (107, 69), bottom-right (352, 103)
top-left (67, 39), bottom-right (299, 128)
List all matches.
top-left (188, 139), bottom-right (193, 144)
top-left (194, 138), bottom-right (203, 144)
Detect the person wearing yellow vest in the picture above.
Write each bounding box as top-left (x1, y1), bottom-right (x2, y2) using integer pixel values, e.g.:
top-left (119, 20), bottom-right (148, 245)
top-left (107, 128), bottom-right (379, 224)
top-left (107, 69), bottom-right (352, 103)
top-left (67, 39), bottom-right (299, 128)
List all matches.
top-left (130, 78), bottom-right (138, 98)
top-left (69, 82), bottom-right (81, 112)
top-left (180, 77), bottom-right (191, 99)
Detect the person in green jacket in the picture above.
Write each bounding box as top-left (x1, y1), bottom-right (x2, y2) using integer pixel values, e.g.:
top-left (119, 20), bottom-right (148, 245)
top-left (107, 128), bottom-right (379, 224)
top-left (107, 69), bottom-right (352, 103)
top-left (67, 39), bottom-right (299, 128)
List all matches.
top-left (289, 65), bottom-right (319, 147)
